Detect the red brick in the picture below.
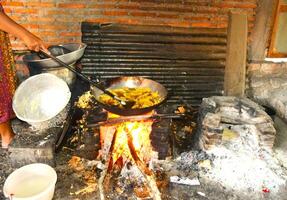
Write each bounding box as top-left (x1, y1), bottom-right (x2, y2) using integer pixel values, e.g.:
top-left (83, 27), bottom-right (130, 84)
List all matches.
top-left (39, 24), bottom-right (65, 30)
top-left (102, 10), bottom-right (129, 16)
top-left (44, 38), bottom-right (65, 44)
top-left (104, 0), bottom-right (130, 2)
top-left (216, 23), bottom-right (228, 28)
top-left (2, 2), bottom-right (24, 7)
top-left (59, 32), bottom-right (81, 37)
top-left (156, 12), bottom-right (179, 19)
top-left (47, 10), bottom-right (71, 15)
top-left (222, 0), bottom-right (257, 3)
top-left (13, 8), bottom-right (38, 14)
top-left (190, 22), bottom-right (215, 28)
top-left (6, 0), bottom-right (258, 50)
top-left (183, 16), bottom-right (210, 21)
top-left (117, 4), bottom-right (141, 10)
top-left (38, 31), bottom-right (57, 37)
top-left (58, 3), bottom-right (85, 9)
top-left (129, 11), bottom-right (157, 17)
top-left (215, 2), bottom-right (257, 9)
top-left (26, 2), bottom-right (55, 8)
top-left (85, 18), bottom-right (109, 23)
top-left (88, 4), bottom-right (115, 9)
top-left (3, 8), bottom-right (12, 13)
top-left (28, 17), bottom-right (55, 22)
top-left (192, 6), bottom-right (219, 14)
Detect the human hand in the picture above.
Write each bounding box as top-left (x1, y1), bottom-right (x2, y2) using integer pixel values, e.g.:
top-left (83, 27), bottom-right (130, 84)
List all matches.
top-left (22, 32), bottom-right (47, 52)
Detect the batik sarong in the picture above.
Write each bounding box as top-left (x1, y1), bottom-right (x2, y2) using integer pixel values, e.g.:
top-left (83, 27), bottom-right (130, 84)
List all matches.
top-left (0, 3), bottom-right (17, 123)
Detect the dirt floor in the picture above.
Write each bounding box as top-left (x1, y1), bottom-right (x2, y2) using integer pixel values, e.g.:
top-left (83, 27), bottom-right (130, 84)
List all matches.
top-left (0, 147), bottom-right (238, 200)
top-left (1, 145), bottom-right (287, 200)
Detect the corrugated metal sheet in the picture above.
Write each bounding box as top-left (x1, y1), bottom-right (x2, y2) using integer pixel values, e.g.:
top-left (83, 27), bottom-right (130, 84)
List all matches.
top-left (81, 23), bottom-right (226, 106)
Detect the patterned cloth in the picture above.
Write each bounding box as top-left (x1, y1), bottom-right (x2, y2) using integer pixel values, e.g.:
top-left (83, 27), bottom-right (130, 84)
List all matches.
top-left (0, 3), bottom-right (17, 123)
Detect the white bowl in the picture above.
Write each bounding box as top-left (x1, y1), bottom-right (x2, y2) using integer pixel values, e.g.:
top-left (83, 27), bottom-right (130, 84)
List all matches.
top-left (12, 73), bottom-right (71, 129)
top-left (3, 163), bottom-right (57, 200)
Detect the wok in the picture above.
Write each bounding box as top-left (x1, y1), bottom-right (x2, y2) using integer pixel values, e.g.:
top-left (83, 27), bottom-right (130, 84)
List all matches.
top-left (37, 49), bottom-right (167, 116)
top-left (91, 76), bottom-right (168, 116)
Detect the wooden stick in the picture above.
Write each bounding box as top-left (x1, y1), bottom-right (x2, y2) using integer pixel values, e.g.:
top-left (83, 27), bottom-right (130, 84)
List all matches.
top-left (87, 114), bottom-right (184, 128)
top-left (126, 131), bottom-right (162, 200)
top-left (98, 130), bottom-right (118, 200)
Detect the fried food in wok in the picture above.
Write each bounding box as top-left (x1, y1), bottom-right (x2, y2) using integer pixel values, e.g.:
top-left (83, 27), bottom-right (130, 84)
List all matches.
top-left (99, 87), bottom-right (162, 109)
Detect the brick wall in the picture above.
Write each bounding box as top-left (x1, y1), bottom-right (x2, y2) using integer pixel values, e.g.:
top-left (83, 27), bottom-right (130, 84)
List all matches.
top-left (1, 0), bottom-right (258, 50)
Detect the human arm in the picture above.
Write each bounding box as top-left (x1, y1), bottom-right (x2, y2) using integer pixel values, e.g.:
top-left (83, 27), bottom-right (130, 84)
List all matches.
top-left (0, 11), bottom-right (47, 51)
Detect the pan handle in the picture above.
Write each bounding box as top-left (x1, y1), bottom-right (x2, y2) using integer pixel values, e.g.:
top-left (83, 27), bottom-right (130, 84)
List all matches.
top-left (39, 50), bottom-right (103, 89)
top-left (39, 50), bottom-right (123, 97)
top-left (39, 50), bottom-right (135, 108)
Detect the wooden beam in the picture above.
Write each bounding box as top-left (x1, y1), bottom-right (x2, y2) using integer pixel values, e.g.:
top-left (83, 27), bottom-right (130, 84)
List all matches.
top-left (224, 12), bottom-right (248, 97)
top-left (248, 0), bottom-right (276, 61)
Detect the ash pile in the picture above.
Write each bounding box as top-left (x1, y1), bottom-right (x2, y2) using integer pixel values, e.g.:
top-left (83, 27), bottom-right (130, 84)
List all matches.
top-left (194, 96), bottom-right (287, 199)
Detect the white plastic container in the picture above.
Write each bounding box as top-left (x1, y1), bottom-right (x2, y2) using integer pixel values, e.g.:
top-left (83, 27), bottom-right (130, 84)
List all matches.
top-left (3, 163), bottom-right (57, 200)
top-left (12, 73), bottom-right (71, 130)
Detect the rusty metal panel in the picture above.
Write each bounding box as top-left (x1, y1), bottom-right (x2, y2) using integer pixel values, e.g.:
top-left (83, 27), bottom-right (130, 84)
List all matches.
top-left (81, 23), bottom-right (226, 106)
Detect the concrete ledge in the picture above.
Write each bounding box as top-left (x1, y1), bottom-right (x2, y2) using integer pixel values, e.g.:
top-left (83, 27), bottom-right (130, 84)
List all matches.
top-left (9, 119), bottom-right (62, 168)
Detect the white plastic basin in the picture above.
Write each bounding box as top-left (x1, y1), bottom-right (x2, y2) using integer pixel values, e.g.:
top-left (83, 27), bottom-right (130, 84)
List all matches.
top-left (3, 163), bottom-right (57, 200)
top-left (12, 73), bottom-right (71, 130)
top-left (12, 73), bottom-right (71, 123)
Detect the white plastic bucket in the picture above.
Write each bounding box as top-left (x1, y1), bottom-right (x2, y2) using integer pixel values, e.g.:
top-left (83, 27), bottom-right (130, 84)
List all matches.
top-left (3, 163), bottom-right (57, 200)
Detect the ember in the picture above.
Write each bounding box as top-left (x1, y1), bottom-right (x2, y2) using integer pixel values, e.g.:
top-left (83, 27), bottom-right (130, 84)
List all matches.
top-left (262, 187), bottom-right (270, 193)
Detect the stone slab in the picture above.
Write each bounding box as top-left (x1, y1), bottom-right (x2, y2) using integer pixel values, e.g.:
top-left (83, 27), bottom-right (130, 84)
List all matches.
top-left (8, 119), bottom-right (62, 168)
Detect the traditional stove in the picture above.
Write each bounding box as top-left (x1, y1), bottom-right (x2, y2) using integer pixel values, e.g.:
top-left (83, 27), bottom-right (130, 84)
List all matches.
top-left (71, 91), bottom-right (198, 199)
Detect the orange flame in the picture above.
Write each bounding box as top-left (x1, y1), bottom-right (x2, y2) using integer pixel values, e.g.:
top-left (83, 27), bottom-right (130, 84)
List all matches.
top-left (100, 111), bottom-right (155, 168)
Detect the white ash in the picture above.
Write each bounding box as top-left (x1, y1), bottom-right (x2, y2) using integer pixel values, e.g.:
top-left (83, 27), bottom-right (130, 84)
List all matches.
top-left (221, 125), bottom-right (262, 155)
top-left (118, 162), bottom-right (147, 186)
top-left (204, 146), bottom-right (286, 196)
top-left (151, 123), bottom-right (287, 198)
top-left (175, 150), bottom-right (214, 173)
top-left (202, 124), bottom-right (287, 196)
top-left (170, 176), bottom-right (200, 186)
top-left (151, 151), bottom-right (213, 179)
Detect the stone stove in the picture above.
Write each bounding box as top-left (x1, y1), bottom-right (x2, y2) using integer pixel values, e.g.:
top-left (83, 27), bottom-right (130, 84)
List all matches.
top-left (197, 96), bottom-right (276, 150)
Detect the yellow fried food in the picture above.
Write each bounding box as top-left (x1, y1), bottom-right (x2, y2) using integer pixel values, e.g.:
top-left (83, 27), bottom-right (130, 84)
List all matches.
top-left (75, 91), bottom-right (93, 109)
top-left (99, 87), bottom-right (162, 109)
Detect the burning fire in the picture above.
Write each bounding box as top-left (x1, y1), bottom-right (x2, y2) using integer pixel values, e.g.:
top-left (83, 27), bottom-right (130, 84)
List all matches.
top-left (100, 111), bottom-right (156, 169)
top-left (98, 111), bottom-right (163, 200)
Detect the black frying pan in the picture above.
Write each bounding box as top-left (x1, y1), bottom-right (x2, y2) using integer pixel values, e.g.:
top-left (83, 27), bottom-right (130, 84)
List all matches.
top-left (91, 76), bottom-right (168, 116)
top-left (39, 50), bottom-right (168, 116)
